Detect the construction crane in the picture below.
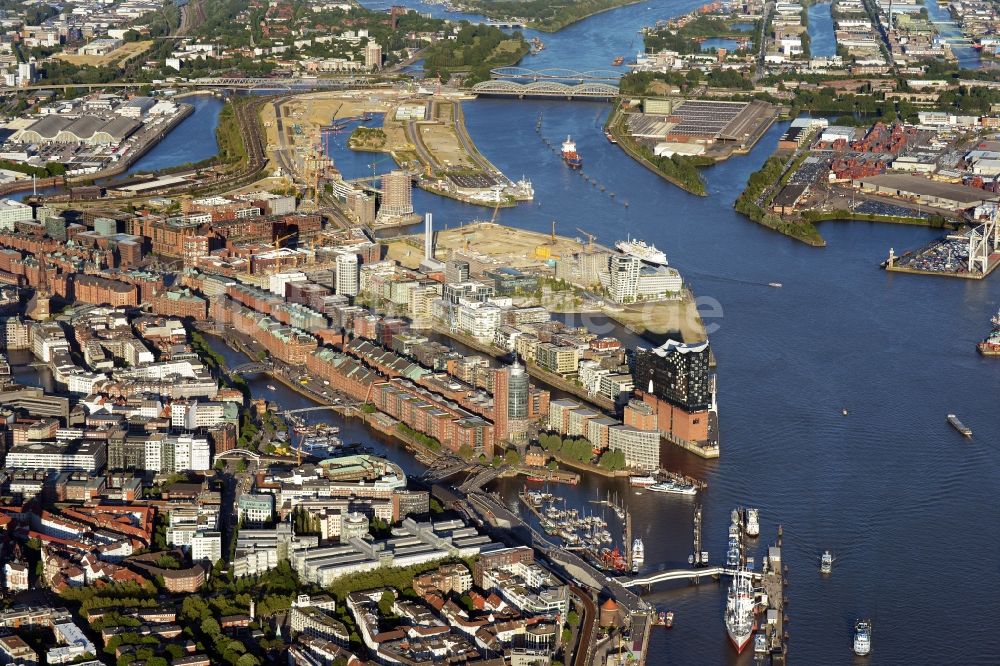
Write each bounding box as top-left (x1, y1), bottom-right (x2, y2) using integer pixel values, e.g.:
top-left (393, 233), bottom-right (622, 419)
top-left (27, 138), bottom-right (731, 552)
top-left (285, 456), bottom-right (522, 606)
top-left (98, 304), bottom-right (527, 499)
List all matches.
top-left (271, 232), bottom-right (297, 273)
top-left (551, 220), bottom-right (556, 243)
top-left (576, 227), bottom-right (595, 250)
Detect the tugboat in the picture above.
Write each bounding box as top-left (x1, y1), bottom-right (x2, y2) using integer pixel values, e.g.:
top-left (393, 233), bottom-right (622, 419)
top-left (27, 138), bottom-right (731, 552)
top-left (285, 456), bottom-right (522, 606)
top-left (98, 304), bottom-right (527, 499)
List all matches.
top-left (854, 619), bottom-right (872, 656)
top-left (977, 308), bottom-right (1000, 356)
top-left (663, 610), bottom-right (674, 628)
top-left (561, 136), bottom-right (582, 169)
top-left (820, 550), bottom-right (833, 574)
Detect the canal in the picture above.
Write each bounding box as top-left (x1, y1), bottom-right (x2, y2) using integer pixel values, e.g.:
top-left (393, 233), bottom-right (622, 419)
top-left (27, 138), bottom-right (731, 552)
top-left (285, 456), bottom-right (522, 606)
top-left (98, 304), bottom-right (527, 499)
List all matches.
top-left (806, 1), bottom-right (837, 58)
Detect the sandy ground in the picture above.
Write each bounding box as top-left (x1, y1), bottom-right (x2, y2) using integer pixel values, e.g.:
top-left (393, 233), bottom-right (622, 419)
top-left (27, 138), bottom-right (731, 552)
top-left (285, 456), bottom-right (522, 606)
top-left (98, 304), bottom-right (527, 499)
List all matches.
top-left (55, 40), bottom-right (153, 67)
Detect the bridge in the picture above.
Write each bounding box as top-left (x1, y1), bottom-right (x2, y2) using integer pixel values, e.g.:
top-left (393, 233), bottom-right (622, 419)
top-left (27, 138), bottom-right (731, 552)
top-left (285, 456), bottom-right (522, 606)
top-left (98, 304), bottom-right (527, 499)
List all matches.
top-left (490, 67), bottom-right (622, 83)
top-left (472, 80), bottom-right (619, 100)
top-left (282, 406), bottom-right (341, 416)
top-left (618, 566), bottom-right (762, 588)
top-left (230, 362), bottom-right (272, 374)
top-left (485, 20), bottom-right (526, 29)
top-left (215, 448), bottom-right (262, 462)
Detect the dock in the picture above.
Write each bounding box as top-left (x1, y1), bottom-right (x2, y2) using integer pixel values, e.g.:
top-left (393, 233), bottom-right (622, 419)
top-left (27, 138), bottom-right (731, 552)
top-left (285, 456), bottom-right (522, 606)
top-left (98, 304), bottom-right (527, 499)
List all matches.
top-left (759, 529), bottom-right (788, 664)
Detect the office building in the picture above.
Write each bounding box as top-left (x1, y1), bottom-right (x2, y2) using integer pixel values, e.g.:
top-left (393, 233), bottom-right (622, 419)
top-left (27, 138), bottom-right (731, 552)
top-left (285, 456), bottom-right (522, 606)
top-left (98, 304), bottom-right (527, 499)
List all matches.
top-left (493, 361), bottom-right (529, 444)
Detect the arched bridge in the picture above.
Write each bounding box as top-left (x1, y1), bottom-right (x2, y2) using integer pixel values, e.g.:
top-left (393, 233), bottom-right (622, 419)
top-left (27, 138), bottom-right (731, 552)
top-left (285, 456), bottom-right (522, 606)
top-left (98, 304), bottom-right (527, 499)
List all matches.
top-left (215, 448), bottom-right (261, 462)
top-left (472, 80), bottom-right (619, 100)
top-left (618, 567), bottom-right (763, 588)
top-left (490, 67), bottom-right (622, 83)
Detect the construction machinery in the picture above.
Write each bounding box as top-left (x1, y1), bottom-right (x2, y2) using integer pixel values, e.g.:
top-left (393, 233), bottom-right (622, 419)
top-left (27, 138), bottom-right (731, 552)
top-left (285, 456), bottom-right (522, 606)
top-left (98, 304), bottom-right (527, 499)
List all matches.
top-left (576, 227), bottom-right (596, 250)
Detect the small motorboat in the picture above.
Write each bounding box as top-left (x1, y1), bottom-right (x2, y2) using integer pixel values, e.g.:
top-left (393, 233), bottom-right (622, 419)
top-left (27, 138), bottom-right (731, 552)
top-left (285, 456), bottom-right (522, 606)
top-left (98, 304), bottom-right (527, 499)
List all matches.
top-left (769, 282), bottom-right (782, 288)
top-left (266, 384), bottom-right (277, 391)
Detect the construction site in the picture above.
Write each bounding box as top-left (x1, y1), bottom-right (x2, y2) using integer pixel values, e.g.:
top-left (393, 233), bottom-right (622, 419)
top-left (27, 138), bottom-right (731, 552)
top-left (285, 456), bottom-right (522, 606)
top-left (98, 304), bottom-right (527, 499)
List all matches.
top-left (367, 97), bottom-right (534, 207)
top-left (384, 221), bottom-right (707, 342)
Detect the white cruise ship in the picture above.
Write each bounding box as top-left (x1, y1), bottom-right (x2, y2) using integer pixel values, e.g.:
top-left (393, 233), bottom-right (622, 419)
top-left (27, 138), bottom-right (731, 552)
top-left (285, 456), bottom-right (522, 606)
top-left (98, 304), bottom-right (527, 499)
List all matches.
top-left (616, 237), bottom-right (668, 266)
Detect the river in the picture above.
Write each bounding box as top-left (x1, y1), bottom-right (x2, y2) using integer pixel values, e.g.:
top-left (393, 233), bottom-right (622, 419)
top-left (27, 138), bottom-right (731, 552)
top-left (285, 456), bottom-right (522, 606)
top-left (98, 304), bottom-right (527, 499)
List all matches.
top-left (342, 2), bottom-right (1000, 664)
top-left (125, 94), bottom-right (225, 175)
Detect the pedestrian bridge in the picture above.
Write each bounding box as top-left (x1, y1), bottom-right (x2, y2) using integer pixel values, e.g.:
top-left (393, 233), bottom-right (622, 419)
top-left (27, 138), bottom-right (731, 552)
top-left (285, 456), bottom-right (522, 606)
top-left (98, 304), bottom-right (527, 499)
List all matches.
top-left (282, 406), bottom-right (340, 416)
top-left (490, 67), bottom-right (621, 82)
top-left (230, 362), bottom-right (271, 374)
top-left (619, 567), bottom-right (762, 587)
top-left (472, 80), bottom-right (619, 100)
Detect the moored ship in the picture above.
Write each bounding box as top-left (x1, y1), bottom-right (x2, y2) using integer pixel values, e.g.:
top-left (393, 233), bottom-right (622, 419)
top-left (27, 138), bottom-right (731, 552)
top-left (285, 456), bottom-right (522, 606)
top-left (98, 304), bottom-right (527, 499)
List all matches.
top-left (561, 136), bottom-right (582, 169)
top-left (631, 537), bottom-right (644, 572)
top-left (745, 508), bottom-right (759, 537)
top-left (648, 479), bottom-right (697, 495)
top-left (725, 567), bottom-right (756, 653)
top-left (629, 474), bottom-right (656, 487)
top-left (615, 237), bottom-right (668, 266)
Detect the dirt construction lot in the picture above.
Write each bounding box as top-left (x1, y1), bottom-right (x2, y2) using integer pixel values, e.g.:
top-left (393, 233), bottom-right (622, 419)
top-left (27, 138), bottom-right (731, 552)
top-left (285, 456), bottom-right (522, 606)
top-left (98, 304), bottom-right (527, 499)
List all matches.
top-left (55, 40), bottom-right (154, 67)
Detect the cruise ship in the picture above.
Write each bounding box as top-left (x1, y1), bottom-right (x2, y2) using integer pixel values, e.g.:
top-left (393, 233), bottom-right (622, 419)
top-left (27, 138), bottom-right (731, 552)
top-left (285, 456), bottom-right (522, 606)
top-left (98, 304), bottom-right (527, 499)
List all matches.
top-left (615, 237), bottom-right (668, 266)
top-left (725, 567), bottom-right (756, 653)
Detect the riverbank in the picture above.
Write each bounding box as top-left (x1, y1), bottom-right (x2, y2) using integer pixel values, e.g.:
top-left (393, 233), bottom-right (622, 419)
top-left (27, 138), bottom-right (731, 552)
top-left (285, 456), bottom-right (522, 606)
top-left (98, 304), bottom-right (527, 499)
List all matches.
top-left (606, 105), bottom-right (707, 196)
top-left (463, 0), bottom-right (646, 32)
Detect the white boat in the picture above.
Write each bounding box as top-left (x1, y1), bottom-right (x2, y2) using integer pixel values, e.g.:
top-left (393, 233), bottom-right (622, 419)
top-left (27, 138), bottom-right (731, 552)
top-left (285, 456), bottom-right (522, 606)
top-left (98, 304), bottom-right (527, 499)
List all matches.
top-left (648, 479), bottom-right (697, 495)
top-left (616, 237), bottom-right (668, 266)
top-left (631, 537), bottom-right (644, 572)
top-left (629, 475), bottom-right (656, 487)
top-left (754, 631), bottom-right (768, 654)
top-left (769, 282), bottom-right (782, 288)
top-left (745, 508), bottom-right (760, 537)
top-left (266, 384), bottom-right (277, 391)
top-left (725, 567), bottom-right (756, 653)
top-left (820, 550), bottom-right (833, 574)
top-left (854, 619), bottom-right (872, 656)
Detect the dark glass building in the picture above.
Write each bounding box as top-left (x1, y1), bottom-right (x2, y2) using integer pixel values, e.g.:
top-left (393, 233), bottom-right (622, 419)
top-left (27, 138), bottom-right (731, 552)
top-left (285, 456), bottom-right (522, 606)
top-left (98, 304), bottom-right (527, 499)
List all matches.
top-left (632, 340), bottom-right (712, 411)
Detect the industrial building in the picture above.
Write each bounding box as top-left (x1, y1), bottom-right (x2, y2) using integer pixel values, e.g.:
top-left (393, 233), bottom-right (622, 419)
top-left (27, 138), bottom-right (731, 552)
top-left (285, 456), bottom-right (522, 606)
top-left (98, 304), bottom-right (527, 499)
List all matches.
top-left (19, 114), bottom-right (141, 145)
top-left (853, 174), bottom-right (1000, 211)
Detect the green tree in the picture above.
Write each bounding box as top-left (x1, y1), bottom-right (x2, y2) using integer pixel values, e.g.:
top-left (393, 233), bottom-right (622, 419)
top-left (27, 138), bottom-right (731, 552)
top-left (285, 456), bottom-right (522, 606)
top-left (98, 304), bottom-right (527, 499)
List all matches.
top-left (378, 590), bottom-right (395, 617)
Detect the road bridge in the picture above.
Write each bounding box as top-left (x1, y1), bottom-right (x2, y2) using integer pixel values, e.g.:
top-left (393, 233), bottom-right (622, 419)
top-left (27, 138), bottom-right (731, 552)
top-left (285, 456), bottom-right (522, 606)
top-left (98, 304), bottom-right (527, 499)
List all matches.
top-left (472, 80), bottom-right (619, 100)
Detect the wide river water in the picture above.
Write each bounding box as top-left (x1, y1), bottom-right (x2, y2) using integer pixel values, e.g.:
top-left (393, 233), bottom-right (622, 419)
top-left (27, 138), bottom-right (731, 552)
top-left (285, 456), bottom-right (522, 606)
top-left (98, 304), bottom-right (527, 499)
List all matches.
top-left (365, 2), bottom-right (1000, 663)
top-left (13, 0), bottom-right (998, 662)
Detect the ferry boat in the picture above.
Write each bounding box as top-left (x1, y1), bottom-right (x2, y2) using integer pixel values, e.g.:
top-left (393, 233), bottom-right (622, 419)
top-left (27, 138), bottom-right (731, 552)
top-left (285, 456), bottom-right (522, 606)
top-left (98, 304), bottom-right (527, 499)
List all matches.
top-left (561, 136), bottom-right (582, 169)
top-left (820, 550), bottom-right (833, 574)
top-left (745, 508), bottom-right (759, 537)
top-left (947, 413), bottom-right (972, 437)
top-left (648, 479), bottom-right (697, 495)
top-left (976, 308), bottom-right (1000, 356)
top-left (631, 537), bottom-right (644, 572)
top-left (629, 475), bottom-right (656, 487)
top-left (725, 567), bottom-right (756, 653)
top-left (612, 55), bottom-right (625, 65)
top-left (615, 237), bottom-right (668, 266)
top-left (853, 619), bottom-right (872, 656)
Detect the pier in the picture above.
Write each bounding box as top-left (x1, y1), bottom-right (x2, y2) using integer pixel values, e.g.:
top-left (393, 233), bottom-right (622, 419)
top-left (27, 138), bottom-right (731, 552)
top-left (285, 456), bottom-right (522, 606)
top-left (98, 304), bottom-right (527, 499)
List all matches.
top-left (759, 530), bottom-right (788, 664)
